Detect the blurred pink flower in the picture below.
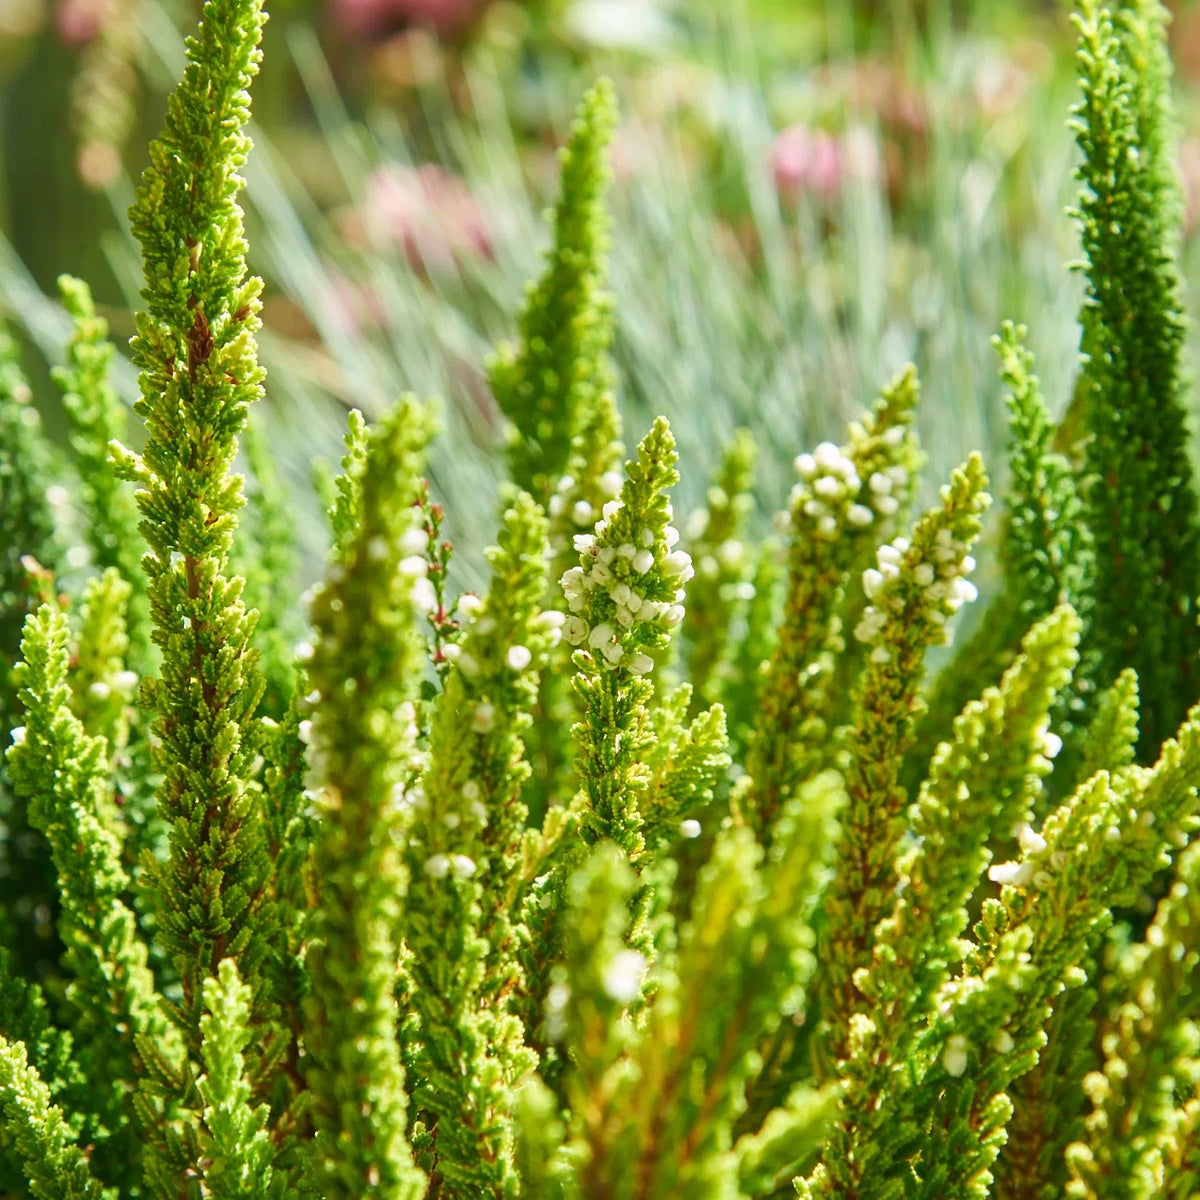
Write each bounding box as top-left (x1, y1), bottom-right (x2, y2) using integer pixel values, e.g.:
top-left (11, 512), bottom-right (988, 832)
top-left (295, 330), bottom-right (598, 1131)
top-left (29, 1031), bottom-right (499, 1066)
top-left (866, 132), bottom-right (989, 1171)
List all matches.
top-left (331, 0), bottom-right (482, 38)
top-left (771, 123), bottom-right (881, 204)
top-left (1179, 134), bottom-right (1200, 238)
top-left (340, 163), bottom-right (493, 274)
top-left (56, 0), bottom-right (111, 45)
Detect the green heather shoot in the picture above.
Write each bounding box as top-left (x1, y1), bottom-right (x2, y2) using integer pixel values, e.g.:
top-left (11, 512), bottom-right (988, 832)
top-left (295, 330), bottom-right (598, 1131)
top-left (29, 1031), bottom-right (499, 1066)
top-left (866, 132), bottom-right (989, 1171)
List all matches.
top-left (4, 1), bottom-right (1200, 1197)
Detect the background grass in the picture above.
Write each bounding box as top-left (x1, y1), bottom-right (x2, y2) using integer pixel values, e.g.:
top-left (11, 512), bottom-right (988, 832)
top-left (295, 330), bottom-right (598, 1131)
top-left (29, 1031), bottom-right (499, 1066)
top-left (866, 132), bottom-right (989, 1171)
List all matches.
top-left (3, 0), bottom-right (1193, 599)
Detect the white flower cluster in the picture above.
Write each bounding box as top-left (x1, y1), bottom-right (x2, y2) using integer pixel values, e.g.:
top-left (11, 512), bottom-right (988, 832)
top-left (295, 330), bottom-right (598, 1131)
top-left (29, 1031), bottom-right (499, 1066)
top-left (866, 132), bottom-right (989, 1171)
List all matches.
top-left (685, 495), bottom-right (755, 588)
top-left (603, 949), bottom-right (648, 1002)
top-left (548, 470), bottom-right (624, 546)
top-left (853, 528), bottom-right (978, 658)
top-left (423, 852), bottom-right (477, 881)
top-left (776, 428), bottom-right (911, 541)
top-left (558, 498), bottom-right (691, 673)
top-left (357, 524), bottom-right (437, 613)
top-left (545, 980), bottom-right (571, 1041)
top-left (942, 1033), bottom-right (969, 1077)
top-left (786, 442), bottom-right (870, 541)
top-left (88, 669), bottom-right (139, 703)
top-left (448, 606), bottom-right (564, 680)
top-left (987, 822), bottom-right (1056, 891)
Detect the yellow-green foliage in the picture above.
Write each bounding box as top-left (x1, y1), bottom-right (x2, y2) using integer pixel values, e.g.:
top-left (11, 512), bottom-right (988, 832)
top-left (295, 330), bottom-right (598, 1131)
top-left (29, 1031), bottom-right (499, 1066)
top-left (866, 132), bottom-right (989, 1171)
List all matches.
top-left (4, 2), bottom-right (1200, 1198)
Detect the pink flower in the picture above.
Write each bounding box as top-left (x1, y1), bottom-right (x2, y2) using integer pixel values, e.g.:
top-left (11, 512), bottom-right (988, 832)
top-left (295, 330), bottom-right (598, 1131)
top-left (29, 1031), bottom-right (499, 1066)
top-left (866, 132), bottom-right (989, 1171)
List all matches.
top-left (56, 0), bottom-right (110, 45)
top-left (339, 163), bottom-right (493, 274)
top-left (1180, 134), bottom-right (1200, 238)
top-left (331, 0), bottom-right (482, 38)
top-left (770, 123), bottom-right (880, 204)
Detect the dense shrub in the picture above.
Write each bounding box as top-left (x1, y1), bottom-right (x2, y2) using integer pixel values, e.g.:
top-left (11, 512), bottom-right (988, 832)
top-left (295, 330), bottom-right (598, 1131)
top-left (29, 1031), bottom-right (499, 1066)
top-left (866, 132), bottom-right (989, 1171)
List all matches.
top-left (3, 0), bottom-right (1200, 1197)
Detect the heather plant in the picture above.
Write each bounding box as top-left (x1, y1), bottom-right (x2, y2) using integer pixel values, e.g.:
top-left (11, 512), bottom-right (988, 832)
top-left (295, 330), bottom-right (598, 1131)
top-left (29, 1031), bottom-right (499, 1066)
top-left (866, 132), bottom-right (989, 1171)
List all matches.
top-left (5, 0), bottom-right (1200, 1197)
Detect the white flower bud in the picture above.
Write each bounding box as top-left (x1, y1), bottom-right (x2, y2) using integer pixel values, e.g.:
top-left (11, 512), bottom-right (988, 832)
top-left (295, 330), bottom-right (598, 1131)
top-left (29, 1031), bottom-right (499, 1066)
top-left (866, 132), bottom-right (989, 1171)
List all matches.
top-left (814, 442), bottom-right (841, 469)
top-left (1016, 824), bottom-right (1047, 855)
top-left (627, 653), bottom-right (654, 675)
top-left (664, 550), bottom-right (694, 579)
top-left (399, 526), bottom-right (429, 555)
top-left (601, 642), bottom-right (624, 666)
top-left (1039, 729), bottom-right (1063, 760)
top-left (473, 702), bottom-right (496, 732)
top-left (988, 860), bottom-right (1033, 887)
top-left (411, 578), bottom-right (437, 614)
top-left (954, 578), bottom-right (978, 605)
top-left (424, 854), bottom-right (451, 879)
top-left (662, 604), bottom-right (686, 627)
top-left (506, 645), bottom-right (532, 671)
top-left (458, 593), bottom-right (484, 618)
top-left (451, 855), bottom-right (477, 880)
top-left (942, 1035), bottom-right (969, 1078)
top-left (680, 819), bottom-right (702, 839)
top-left (589, 622), bottom-right (616, 649)
top-left (862, 568), bottom-right (885, 600)
top-left (632, 549), bottom-right (655, 574)
top-left (603, 950), bottom-right (648, 1002)
top-left (600, 471), bottom-right (623, 497)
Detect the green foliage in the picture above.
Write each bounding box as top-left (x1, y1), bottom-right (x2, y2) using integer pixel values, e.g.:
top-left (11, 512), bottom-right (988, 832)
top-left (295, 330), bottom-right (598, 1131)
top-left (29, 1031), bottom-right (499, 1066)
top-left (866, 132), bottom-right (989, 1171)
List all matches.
top-left (0, 323), bottom-right (60, 983)
top-left (53, 275), bottom-right (150, 671)
top-left (489, 78), bottom-right (618, 508)
top-left (112, 0), bottom-right (273, 1066)
top-left (302, 397), bottom-right (434, 1199)
top-left (7, 2), bottom-right (1200, 1198)
top-left (0, 1038), bottom-right (105, 1200)
top-left (1072, 0), bottom-right (1200, 754)
top-left (742, 366), bottom-right (921, 839)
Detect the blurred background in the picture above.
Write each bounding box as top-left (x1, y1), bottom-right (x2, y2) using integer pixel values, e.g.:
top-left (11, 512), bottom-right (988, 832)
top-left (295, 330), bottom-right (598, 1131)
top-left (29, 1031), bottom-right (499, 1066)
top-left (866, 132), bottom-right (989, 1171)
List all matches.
top-left (5, 0), bottom-right (1200, 586)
